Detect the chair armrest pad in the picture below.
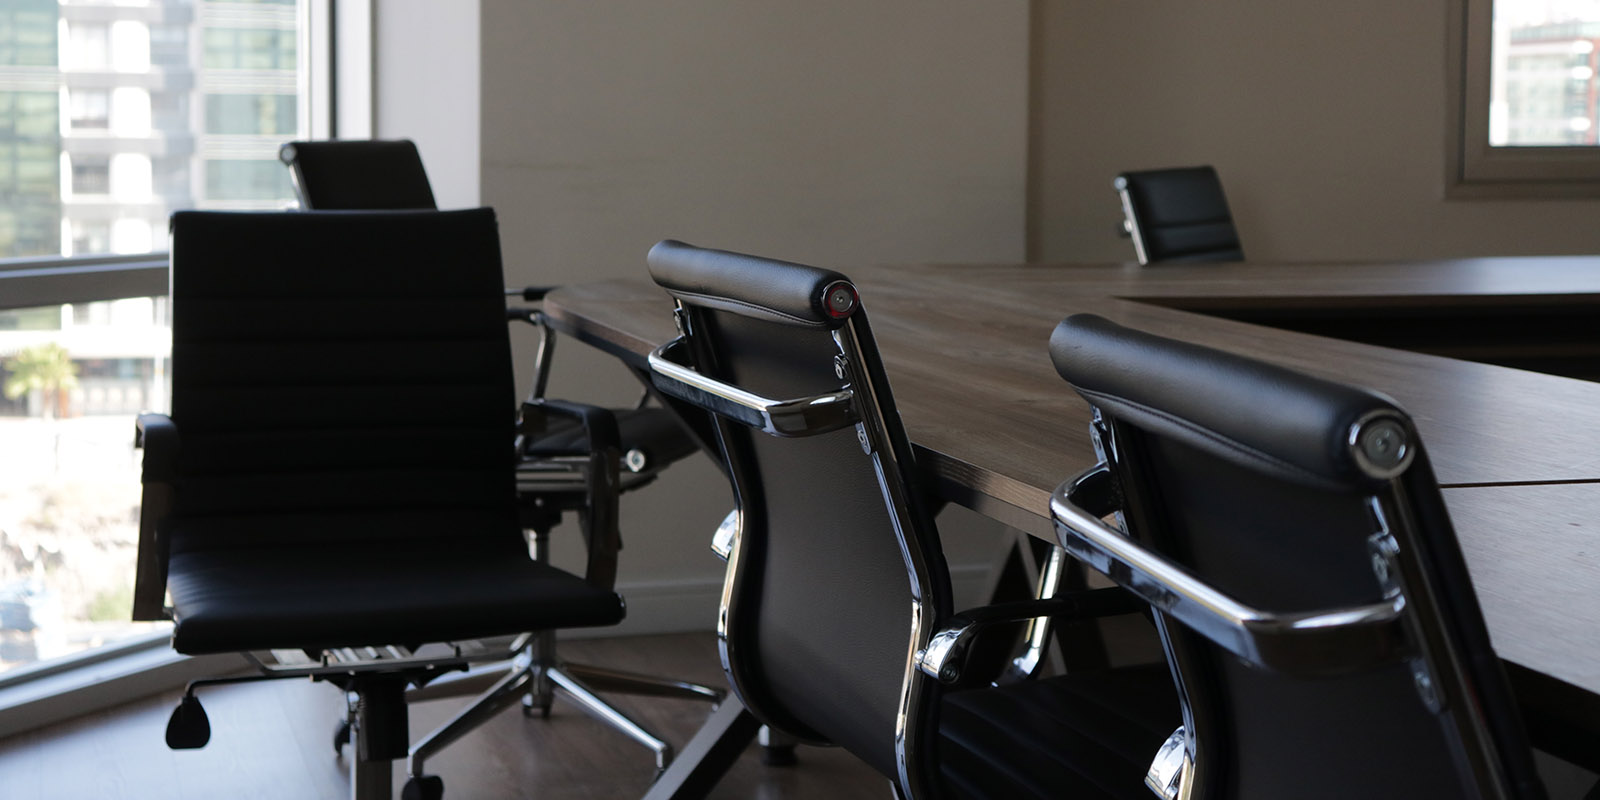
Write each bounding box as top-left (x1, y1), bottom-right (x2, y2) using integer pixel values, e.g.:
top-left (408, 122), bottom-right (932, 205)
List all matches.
top-left (136, 413), bottom-right (179, 482)
top-left (918, 588), bottom-right (1144, 684)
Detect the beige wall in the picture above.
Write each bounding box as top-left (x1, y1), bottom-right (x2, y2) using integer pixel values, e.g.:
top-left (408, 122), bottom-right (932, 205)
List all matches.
top-left (480, 1), bottom-right (1031, 631)
top-left (1030, 0), bottom-right (1600, 263)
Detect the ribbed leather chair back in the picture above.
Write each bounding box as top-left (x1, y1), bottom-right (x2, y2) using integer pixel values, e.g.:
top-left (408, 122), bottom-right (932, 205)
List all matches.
top-left (647, 240), bottom-right (953, 783)
top-left (165, 209), bottom-right (520, 557)
top-left (1114, 165), bottom-right (1242, 264)
top-left (1050, 314), bottom-right (1544, 800)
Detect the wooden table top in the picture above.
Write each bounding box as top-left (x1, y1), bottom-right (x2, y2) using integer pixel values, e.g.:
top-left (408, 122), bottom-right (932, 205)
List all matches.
top-left (544, 257), bottom-right (1600, 697)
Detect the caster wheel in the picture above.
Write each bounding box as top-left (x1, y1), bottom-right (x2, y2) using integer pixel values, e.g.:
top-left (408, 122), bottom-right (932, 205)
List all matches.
top-left (401, 774), bottom-right (444, 800)
top-left (332, 718), bottom-right (351, 755)
top-left (521, 694), bottom-right (553, 719)
top-left (761, 744), bottom-right (799, 767)
top-left (165, 695), bottom-right (211, 750)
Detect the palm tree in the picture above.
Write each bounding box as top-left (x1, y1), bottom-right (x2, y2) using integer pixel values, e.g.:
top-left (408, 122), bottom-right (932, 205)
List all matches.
top-left (3, 343), bottom-right (80, 419)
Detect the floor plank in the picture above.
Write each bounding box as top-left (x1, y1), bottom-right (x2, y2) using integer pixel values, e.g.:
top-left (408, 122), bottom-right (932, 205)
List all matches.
top-left (0, 633), bottom-right (886, 800)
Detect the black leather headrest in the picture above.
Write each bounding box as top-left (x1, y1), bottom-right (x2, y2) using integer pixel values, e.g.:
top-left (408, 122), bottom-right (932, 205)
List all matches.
top-left (280, 139), bottom-right (437, 210)
top-left (647, 240), bottom-right (858, 329)
top-left (1113, 165), bottom-right (1231, 227)
top-left (1050, 314), bottom-right (1412, 491)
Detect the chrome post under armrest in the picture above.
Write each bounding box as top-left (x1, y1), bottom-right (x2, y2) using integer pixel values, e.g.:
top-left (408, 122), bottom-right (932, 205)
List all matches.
top-left (711, 509), bottom-right (739, 562)
top-left (648, 338), bottom-right (858, 438)
top-left (915, 589), bottom-right (1146, 685)
top-left (1051, 465), bottom-right (1410, 676)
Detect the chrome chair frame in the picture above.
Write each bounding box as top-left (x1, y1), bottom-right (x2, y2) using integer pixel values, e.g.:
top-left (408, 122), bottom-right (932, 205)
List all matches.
top-left (650, 307), bottom-right (943, 797)
top-left (649, 299), bottom-right (1139, 798)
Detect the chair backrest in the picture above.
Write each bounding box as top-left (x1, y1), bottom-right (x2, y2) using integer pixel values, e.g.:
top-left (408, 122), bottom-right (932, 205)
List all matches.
top-left (644, 240), bottom-right (953, 795)
top-left (279, 139), bottom-right (438, 210)
top-left (1113, 165), bottom-right (1242, 264)
top-left (164, 209), bottom-right (522, 558)
top-left (1048, 314), bottom-right (1544, 800)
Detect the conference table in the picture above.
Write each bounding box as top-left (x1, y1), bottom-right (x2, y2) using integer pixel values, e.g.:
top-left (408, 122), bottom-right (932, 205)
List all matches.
top-left (542, 256), bottom-right (1600, 795)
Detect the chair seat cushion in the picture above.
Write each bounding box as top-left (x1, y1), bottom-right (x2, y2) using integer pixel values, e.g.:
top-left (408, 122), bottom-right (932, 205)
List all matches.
top-left (167, 541), bottom-right (624, 655)
top-left (524, 407), bottom-right (698, 468)
top-left (938, 664), bottom-right (1179, 800)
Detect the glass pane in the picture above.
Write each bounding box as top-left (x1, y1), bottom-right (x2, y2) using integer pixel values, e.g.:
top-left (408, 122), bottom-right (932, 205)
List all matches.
top-left (0, 0), bottom-right (305, 261)
top-left (0, 300), bottom-right (173, 673)
top-left (1491, 0), bottom-right (1600, 145)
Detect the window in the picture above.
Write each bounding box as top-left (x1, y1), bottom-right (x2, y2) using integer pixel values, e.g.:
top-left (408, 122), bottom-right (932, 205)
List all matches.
top-left (64, 23), bottom-right (110, 71)
top-left (70, 156), bottom-right (110, 195)
top-left (1453, 0), bottom-right (1600, 193)
top-left (68, 90), bottom-right (110, 131)
top-left (0, 299), bottom-right (173, 672)
top-left (203, 27), bottom-right (297, 70)
top-left (0, 0), bottom-right (335, 692)
top-left (204, 158), bottom-right (293, 200)
top-left (204, 93), bottom-right (297, 135)
top-left (69, 221), bottom-right (111, 255)
top-left (148, 24), bottom-right (188, 68)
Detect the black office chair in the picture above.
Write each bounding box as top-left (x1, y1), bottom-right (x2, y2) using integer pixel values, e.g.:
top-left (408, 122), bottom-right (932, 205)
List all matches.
top-left (276, 139), bottom-right (723, 769)
top-left (1113, 165), bottom-right (1242, 264)
top-left (645, 240), bottom-right (1178, 799)
top-left (134, 209), bottom-right (688, 800)
top-left (1048, 313), bottom-right (1547, 799)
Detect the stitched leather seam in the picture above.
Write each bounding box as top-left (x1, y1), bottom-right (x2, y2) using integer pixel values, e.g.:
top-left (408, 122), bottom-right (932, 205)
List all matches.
top-left (668, 288), bottom-right (828, 328)
top-left (1075, 387), bottom-right (1340, 487)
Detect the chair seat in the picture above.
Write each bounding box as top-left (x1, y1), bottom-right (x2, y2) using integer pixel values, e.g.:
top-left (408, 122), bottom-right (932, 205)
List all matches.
top-left (524, 407), bottom-right (698, 468)
top-left (938, 664), bottom-right (1179, 800)
top-left (167, 541), bottom-right (624, 655)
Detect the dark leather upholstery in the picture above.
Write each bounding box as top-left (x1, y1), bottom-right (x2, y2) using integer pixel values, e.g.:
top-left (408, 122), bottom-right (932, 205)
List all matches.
top-left (1113, 166), bottom-right (1242, 264)
top-left (279, 139), bottom-right (437, 209)
top-left (1049, 314), bottom-right (1546, 800)
top-left (1050, 313), bottom-right (1397, 491)
top-left (649, 242), bottom-right (1177, 798)
top-left (940, 665), bottom-right (1176, 800)
top-left (167, 543), bottom-right (621, 653)
top-left (161, 209), bottom-right (624, 655)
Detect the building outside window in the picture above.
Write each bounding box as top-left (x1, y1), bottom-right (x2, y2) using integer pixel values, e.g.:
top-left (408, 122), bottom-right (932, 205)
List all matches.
top-left (1491, 9), bottom-right (1600, 144)
top-left (1456, 0), bottom-right (1600, 189)
top-left (0, 0), bottom-right (310, 677)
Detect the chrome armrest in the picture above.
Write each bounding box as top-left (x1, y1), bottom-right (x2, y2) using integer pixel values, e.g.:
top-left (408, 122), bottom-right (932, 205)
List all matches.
top-left (133, 413), bottom-right (178, 621)
top-left (915, 589), bottom-right (1144, 685)
top-left (647, 337), bottom-right (857, 438)
top-left (1051, 465), bottom-right (1409, 676)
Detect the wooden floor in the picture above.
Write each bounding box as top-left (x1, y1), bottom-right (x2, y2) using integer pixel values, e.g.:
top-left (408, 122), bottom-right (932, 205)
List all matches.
top-left (0, 633), bottom-right (887, 800)
top-left (4, 630), bottom-right (1596, 799)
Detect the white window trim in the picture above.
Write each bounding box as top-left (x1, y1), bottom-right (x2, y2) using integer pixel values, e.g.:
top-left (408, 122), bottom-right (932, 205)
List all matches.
top-left (1449, 0), bottom-right (1600, 197)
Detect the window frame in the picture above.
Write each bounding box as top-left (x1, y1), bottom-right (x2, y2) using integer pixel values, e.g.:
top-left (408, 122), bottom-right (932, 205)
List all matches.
top-left (1450, 0), bottom-right (1600, 196)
